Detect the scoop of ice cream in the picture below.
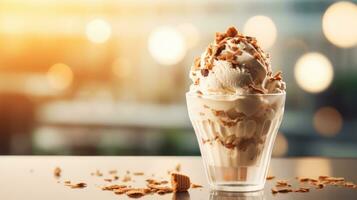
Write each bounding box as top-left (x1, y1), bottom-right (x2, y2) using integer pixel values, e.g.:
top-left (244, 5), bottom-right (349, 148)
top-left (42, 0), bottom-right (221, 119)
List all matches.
top-left (189, 26), bottom-right (286, 95)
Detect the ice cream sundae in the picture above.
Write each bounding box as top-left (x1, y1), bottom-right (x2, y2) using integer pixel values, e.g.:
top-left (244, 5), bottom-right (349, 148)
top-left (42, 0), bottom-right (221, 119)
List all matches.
top-left (186, 26), bottom-right (286, 191)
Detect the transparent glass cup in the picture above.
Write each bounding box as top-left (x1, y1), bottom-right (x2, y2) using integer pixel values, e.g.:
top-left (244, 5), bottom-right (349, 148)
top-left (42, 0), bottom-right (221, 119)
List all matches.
top-left (186, 93), bottom-right (285, 192)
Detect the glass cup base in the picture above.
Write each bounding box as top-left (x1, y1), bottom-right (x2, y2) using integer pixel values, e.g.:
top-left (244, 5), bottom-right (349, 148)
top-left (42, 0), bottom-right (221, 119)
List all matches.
top-left (210, 182), bottom-right (264, 192)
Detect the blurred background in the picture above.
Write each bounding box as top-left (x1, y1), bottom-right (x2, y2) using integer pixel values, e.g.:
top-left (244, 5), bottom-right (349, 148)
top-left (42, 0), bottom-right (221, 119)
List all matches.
top-left (0, 0), bottom-right (356, 157)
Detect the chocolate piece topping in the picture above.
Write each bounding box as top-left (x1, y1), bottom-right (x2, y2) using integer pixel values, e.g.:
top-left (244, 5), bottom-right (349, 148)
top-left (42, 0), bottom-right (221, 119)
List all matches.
top-left (201, 69), bottom-right (209, 77)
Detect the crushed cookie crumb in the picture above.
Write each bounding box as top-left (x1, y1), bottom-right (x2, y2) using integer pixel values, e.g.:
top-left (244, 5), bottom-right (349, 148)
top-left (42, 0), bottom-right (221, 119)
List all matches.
top-left (266, 176), bottom-right (275, 180)
top-left (133, 172), bottom-right (144, 176)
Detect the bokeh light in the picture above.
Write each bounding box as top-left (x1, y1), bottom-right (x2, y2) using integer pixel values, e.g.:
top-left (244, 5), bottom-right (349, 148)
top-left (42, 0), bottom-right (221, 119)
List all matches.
top-left (243, 15), bottom-right (277, 49)
top-left (112, 57), bottom-right (132, 79)
top-left (272, 133), bottom-right (288, 157)
top-left (322, 1), bottom-right (357, 48)
top-left (47, 63), bottom-right (73, 90)
top-left (148, 26), bottom-right (186, 66)
top-left (177, 23), bottom-right (200, 49)
top-left (86, 19), bottom-right (112, 44)
top-left (313, 107), bottom-right (343, 137)
top-left (296, 159), bottom-right (331, 177)
top-left (295, 52), bottom-right (334, 93)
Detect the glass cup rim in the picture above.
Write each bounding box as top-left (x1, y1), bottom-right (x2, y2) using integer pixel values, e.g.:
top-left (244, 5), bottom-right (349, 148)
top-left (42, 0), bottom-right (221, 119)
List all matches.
top-left (186, 91), bottom-right (286, 100)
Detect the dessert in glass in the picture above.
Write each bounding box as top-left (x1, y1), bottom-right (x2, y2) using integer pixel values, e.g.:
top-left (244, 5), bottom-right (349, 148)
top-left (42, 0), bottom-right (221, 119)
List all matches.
top-left (186, 27), bottom-right (286, 192)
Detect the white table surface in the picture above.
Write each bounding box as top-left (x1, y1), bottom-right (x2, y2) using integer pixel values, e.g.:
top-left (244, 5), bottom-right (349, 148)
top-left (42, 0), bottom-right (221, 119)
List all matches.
top-left (0, 156), bottom-right (356, 200)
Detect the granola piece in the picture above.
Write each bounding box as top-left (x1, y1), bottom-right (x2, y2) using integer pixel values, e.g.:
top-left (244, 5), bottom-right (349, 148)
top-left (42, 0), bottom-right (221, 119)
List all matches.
top-left (93, 169), bottom-right (103, 177)
top-left (70, 182), bottom-right (87, 189)
top-left (226, 26), bottom-right (238, 37)
top-left (102, 184), bottom-right (127, 191)
top-left (318, 175), bottom-right (329, 181)
top-left (126, 188), bottom-right (150, 198)
top-left (215, 32), bottom-right (226, 43)
top-left (147, 184), bottom-right (172, 191)
top-left (248, 84), bottom-right (266, 94)
top-left (171, 173), bottom-right (191, 192)
top-left (175, 163), bottom-right (181, 172)
top-left (271, 71), bottom-right (283, 81)
top-left (276, 180), bottom-right (291, 187)
top-left (191, 183), bottom-right (203, 188)
top-left (315, 183), bottom-right (324, 189)
top-left (266, 176), bottom-right (275, 180)
top-left (54, 167), bottom-right (61, 178)
top-left (277, 188), bottom-right (293, 193)
top-left (193, 57), bottom-right (201, 70)
top-left (344, 182), bottom-right (355, 188)
top-left (271, 188), bottom-right (278, 194)
top-left (298, 177), bottom-right (310, 182)
top-left (294, 188), bottom-right (310, 193)
top-left (122, 175), bottom-right (131, 182)
top-left (325, 177), bottom-right (345, 182)
top-left (114, 188), bottom-right (130, 195)
top-left (201, 69), bottom-right (209, 77)
top-left (133, 172), bottom-right (144, 176)
top-left (145, 179), bottom-right (168, 185)
top-left (308, 178), bottom-right (318, 183)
